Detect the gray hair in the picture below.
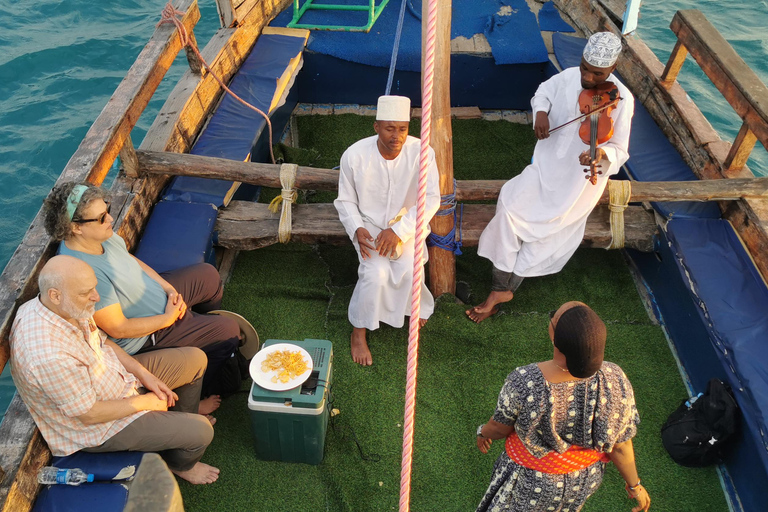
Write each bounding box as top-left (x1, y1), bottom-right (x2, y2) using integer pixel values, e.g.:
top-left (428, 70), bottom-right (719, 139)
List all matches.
top-left (37, 266), bottom-right (64, 296)
top-left (42, 182), bottom-right (109, 241)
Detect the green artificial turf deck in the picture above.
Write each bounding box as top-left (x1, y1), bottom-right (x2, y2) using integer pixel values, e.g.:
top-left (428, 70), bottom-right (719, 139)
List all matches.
top-left (180, 116), bottom-right (728, 512)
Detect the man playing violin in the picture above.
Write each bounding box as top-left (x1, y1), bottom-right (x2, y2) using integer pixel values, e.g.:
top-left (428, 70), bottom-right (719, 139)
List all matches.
top-left (467, 32), bottom-right (635, 323)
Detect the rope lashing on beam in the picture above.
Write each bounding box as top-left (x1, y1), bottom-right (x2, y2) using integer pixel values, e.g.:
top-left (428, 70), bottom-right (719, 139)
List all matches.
top-left (606, 179), bottom-right (631, 249)
top-left (400, 0), bottom-right (438, 509)
top-left (157, 2), bottom-right (276, 164)
top-left (268, 163), bottom-right (298, 243)
top-left (426, 180), bottom-right (463, 255)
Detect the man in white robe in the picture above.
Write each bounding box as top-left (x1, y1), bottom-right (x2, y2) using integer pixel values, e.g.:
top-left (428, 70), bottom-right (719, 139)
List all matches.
top-left (467, 32), bottom-right (635, 323)
top-left (334, 95), bottom-right (440, 365)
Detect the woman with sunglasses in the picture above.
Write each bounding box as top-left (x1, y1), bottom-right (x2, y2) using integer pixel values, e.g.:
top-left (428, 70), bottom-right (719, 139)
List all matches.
top-left (42, 182), bottom-right (240, 415)
top-left (475, 301), bottom-right (650, 512)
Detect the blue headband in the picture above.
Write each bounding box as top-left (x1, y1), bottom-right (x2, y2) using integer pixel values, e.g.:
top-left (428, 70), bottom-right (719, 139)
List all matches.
top-left (65, 185), bottom-right (89, 222)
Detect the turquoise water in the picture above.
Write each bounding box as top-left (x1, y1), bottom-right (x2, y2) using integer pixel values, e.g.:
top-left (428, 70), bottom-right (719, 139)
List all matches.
top-left (0, 0), bottom-right (766, 415)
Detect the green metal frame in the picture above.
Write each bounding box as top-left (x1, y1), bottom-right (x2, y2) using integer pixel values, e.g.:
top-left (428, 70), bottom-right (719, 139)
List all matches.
top-left (287, 0), bottom-right (390, 32)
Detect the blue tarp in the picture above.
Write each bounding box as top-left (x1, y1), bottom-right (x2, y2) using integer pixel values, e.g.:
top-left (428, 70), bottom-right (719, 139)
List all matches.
top-left (537, 1), bottom-right (575, 33)
top-left (551, 33), bottom-right (721, 219)
top-left (271, 0), bottom-right (548, 69)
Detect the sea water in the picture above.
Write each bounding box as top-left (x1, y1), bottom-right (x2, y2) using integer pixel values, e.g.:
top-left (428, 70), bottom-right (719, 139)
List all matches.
top-left (0, 0), bottom-right (766, 416)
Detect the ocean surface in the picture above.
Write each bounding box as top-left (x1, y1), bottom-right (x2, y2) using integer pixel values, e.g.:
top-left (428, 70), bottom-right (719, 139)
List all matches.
top-left (0, 0), bottom-right (766, 416)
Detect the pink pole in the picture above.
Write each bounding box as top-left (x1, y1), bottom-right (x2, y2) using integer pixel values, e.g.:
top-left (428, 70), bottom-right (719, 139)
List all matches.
top-left (399, 0), bottom-right (438, 509)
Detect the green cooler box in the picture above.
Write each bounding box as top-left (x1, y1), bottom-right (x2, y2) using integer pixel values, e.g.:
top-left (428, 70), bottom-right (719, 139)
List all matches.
top-left (248, 338), bottom-right (333, 465)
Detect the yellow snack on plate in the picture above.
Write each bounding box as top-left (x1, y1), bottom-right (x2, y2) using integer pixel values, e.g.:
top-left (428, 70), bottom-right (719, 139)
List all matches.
top-left (261, 349), bottom-right (309, 383)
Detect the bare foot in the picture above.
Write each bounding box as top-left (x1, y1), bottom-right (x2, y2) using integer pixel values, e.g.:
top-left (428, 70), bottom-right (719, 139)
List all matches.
top-left (204, 414), bottom-right (217, 426)
top-left (198, 395), bottom-right (221, 415)
top-left (172, 462), bottom-right (220, 485)
top-left (419, 318), bottom-right (428, 328)
top-left (466, 290), bottom-right (514, 323)
top-left (351, 327), bottom-right (372, 366)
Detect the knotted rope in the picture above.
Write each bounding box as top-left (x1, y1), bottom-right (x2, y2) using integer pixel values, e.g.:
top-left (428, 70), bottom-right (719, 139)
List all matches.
top-left (157, 2), bottom-right (276, 164)
top-left (400, 0), bottom-right (438, 509)
top-left (606, 179), bottom-right (631, 249)
top-left (268, 163), bottom-right (298, 243)
top-left (426, 180), bottom-right (463, 255)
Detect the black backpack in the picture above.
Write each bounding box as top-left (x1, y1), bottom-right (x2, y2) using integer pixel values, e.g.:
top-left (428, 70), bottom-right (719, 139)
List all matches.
top-left (661, 378), bottom-right (739, 467)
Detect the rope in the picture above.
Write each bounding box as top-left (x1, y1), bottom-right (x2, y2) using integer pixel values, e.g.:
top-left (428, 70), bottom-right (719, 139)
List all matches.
top-left (157, 2), bottom-right (276, 164)
top-left (400, 0), bottom-right (437, 509)
top-left (426, 180), bottom-right (463, 255)
top-left (385, 0), bottom-right (409, 95)
top-left (268, 163), bottom-right (298, 243)
top-left (606, 180), bottom-right (631, 249)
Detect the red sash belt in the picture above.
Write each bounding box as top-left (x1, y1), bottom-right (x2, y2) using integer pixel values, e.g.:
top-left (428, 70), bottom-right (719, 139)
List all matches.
top-left (505, 431), bottom-right (610, 474)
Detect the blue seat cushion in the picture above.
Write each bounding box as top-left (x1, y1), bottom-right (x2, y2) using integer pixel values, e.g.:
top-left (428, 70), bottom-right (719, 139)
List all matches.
top-left (134, 201), bottom-right (218, 274)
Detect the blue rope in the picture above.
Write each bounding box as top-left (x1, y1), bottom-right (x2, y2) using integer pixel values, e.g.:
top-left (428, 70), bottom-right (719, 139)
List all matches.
top-left (385, 0), bottom-right (409, 95)
top-left (426, 180), bottom-right (463, 255)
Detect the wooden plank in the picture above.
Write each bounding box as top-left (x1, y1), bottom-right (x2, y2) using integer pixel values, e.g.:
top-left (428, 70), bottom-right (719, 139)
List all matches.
top-left (214, 0), bottom-right (236, 28)
top-left (215, 201), bottom-right (657, 252)
top-left (660, 40), bottom-right (689, 86)
top-left (124, 454), bottom-right (184, 512)
top-left (671, 10), bottom-right (768, 148)
top-left (724, 122), bottom-right (758, 177)
top-left (119, 135), bottom-right (140, 178)
top-left (0, 395), bottom-right (50, 510)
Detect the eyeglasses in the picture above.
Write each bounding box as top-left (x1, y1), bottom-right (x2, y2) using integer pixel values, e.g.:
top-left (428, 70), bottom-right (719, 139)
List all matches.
top-left (73, 203), bottom-right (111, 225)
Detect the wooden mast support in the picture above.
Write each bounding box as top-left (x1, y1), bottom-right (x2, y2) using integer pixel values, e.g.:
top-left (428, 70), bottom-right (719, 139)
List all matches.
top-left (423, 0), bottom-right (455, 297)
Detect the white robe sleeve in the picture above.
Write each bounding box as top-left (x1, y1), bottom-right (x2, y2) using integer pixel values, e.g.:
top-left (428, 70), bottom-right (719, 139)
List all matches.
top-left (531, 73), bottom-right (559, 129)
top-left (334, 149), bottom-right (365, 241)
top-left (391, 147), bottom-right (441, 244)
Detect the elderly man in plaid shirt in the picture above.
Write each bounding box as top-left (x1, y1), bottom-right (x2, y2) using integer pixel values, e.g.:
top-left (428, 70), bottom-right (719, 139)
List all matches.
top-left (10, 255), bottom-right (220, 485)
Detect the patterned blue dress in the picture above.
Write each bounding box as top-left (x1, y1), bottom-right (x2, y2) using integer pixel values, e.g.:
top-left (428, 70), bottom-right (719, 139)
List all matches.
top-left (476, 362), bottom-right (640, 512)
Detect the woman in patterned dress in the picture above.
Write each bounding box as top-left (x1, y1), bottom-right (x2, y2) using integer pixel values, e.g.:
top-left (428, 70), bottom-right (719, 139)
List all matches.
top-left (475, 301), bottom-right (651, 512)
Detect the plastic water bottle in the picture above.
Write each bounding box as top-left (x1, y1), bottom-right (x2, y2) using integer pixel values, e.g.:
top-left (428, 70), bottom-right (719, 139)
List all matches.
top-left (37, 467), bottom-right (94, 486)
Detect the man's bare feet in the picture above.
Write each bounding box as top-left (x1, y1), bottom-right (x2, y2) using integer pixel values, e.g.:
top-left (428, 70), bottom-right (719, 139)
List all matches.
top-left (172, 462), bottom-right (220, 485)
top-left (466, 290), bottom-right (514, 323)
top-left (204, 414), bottom-right (217, 426)
top-left (419, 318), bottom-right (428, 328)
top-left (198, 395), bottom-right (221, 415)
top-left (351, 327), bottom-right (372, 366)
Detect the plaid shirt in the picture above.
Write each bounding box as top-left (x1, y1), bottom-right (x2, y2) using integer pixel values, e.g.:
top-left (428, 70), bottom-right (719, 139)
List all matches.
top-left (10, 298), bottom-right (147, 456)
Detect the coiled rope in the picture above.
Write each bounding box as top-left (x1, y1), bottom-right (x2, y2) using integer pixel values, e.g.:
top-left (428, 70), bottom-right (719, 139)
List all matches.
top-left (157, 2), bottom-right (276, 164)
top-left (606, 179), bottom-right (631, 249)
top-left (426, 179), bottom-right (463, 255)
top-left (268, 163), bottom-right (298, 243)
top-left (400, 0), bottom-right (437, 509)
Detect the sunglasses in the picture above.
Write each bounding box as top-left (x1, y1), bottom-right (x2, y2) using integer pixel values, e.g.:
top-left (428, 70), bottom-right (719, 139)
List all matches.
top-left (73, 203), bottom-right (111, 225)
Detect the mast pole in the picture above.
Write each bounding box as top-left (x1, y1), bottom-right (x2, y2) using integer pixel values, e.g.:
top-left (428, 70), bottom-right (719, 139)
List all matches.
top-left (424, 0), bottom-right (455, 297)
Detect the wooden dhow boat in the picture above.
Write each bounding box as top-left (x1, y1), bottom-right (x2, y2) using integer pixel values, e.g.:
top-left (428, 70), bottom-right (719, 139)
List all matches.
top-left (0, 0), bottom-right (767, 510)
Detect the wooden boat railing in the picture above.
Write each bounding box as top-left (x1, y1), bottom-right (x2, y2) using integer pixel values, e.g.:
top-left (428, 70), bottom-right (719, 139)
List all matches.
top-left (556, 0), bottom-right (768, 283)
top-left (0, 0), bottom-right (291, 508)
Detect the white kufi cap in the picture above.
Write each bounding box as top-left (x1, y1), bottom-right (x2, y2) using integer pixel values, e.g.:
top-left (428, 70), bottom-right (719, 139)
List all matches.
top-left (583, 32), bottom-right (622, 68)
top-left (376, 95), bottom-right (411, 122)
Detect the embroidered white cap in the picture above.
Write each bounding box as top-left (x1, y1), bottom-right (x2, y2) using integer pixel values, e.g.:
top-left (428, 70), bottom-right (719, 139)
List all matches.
top-left (376, 95), bottom-right (411, 122)
top-left (583, 32), bottom-right (622, 68)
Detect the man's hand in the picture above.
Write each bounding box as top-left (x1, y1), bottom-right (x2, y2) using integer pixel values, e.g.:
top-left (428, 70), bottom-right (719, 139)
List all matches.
top-left (355, 228), bottom-right (376, 260)
top-left (375, 228), bottom-right (401, 258)
top-left (534, 111), bottom-right (550, 140)
top-left (579, 147), bottom-right (607, 167)
top-left (136, 392), bottom-right (169, 412)
top-left (164, 293), bottom-right (186, 326)
top-left (137, 370), bottom-right (177, 408)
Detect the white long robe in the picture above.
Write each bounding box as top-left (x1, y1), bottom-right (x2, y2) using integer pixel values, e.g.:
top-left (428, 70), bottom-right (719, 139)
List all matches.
top-left (334, 135), bottom-right (441, 330)
top-left (478, 67), bottom-right (634, 277)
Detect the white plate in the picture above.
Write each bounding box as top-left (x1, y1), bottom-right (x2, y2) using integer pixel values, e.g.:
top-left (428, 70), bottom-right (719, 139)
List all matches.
top-left (250, 343), bottom-right (313, 391)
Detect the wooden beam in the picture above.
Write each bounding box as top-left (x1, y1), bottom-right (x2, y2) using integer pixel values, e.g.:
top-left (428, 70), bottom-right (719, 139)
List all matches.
top-left (660, 40), bottom-right (689, 86)
top-left (215, 202), bottom-right (657, 253)
top-left (214, 0), bottom-right (236, 27)
top-left (124, 454), bottom-right (184, 512)
top-left (425, 0), bottom-right (456, 297)
top-left (119, 135), bottom-right (140, 178)
top-left (670, 10), bottom-right (768, 149)
top-left (136, 151), bottom-right (768, 203)
top-left (723, 122), bottom-right (758, 177)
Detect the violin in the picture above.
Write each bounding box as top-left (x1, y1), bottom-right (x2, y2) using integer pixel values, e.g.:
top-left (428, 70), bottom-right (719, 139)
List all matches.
top-left (547, 81), bottom-right (622, 185)
top-left (578, 81), bottom-right (621, 185)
